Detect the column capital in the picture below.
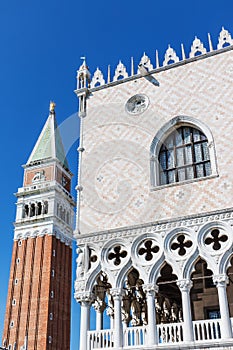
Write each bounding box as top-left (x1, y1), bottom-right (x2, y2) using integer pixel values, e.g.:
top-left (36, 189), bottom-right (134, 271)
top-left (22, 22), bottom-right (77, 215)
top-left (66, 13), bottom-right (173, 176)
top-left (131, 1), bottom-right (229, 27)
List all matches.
top-left (177, 279), bottom-right (193, 292)
top-left (110, 288), bottom-right (123, 298)
top-left (75, 291), bottom-right (94, 304)
top-left (143, 283), bottom-right (158, 294)
top-left (213, 274), bottom-right (229, 287)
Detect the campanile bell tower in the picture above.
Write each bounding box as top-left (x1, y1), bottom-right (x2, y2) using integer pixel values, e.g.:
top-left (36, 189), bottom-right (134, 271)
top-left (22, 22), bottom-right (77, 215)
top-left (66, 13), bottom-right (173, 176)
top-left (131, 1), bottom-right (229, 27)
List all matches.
top-left (2, 103), bottom-right (75, 350)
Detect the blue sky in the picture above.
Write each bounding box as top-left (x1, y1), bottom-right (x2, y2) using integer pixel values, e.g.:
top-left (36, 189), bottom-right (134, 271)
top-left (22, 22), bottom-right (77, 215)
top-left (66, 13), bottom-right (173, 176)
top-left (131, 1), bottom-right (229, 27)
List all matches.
top-left (0, 0), bottom-right (233, 348)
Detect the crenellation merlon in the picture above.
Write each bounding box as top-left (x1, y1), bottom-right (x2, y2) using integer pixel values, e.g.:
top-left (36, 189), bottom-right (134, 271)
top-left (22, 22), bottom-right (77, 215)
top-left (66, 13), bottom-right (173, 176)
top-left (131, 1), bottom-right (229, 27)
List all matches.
top-left (75, 27), bottom-right (233, 92)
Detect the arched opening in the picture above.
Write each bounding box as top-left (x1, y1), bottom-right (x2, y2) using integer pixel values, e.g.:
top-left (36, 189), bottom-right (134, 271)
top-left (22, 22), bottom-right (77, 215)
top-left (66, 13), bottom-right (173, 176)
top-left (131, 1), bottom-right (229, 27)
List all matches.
top-left (158, 125), bottom-right (211, 185)
top-left (122, 268), bottom-right (146, 328)
top-left (150, 116), bottom-right (217, 188)
top-left (30, 203), bottom-right (35, 217)
top-left (156, 263), bottom-right (182, 324)
top-left (91, 272), bottom-right (112, 331)
top-left (226, 256), bottom-right (233, 317)
top-left (37, 202), bottom-right (42, 215)
top-left (190, 258), bottom-right (219, 321)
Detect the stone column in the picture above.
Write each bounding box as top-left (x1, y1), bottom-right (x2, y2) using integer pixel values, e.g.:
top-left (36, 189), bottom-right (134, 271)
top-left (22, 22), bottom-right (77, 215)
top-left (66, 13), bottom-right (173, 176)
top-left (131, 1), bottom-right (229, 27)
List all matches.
top-left (111, 288), bottom-right (123, 349)
top-left (79, 293), bottom-right (93, 350)
top-left (143, 283), bottom-right (158, 346)
top-left (177, 279), bottom-right (194, 342)
top-left (213, 274), bottom-right (232, 339)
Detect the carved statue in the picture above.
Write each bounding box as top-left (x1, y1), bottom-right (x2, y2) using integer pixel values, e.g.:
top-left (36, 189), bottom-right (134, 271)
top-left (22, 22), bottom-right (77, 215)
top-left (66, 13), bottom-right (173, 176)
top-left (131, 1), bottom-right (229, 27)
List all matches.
top-left (76, 247), bottom-right (85, 278)
top-left (122, 294), bottom-right (131, 325)
top-left (106, 289), bottom-right (114, 318)
top-left (170, 302), bottom-right (178, 322)
top-left (49, 101), bottom-right (56, 113)
top-left (32, 170), bottom-right (46, 183)
top-left (131, 297), bottom-right (141, 326)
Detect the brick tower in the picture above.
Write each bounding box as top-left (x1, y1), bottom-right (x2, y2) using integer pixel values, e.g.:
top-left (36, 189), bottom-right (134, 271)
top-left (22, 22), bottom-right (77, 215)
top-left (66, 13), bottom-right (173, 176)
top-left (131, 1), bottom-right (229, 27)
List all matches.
top-left (2, 102), bottom-right (75, 350)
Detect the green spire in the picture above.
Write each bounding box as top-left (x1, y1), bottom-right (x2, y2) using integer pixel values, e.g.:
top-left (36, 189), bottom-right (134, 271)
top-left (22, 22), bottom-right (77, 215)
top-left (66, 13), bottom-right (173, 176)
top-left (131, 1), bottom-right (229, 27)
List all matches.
top-left (27, 103), bottom-right (69, 169)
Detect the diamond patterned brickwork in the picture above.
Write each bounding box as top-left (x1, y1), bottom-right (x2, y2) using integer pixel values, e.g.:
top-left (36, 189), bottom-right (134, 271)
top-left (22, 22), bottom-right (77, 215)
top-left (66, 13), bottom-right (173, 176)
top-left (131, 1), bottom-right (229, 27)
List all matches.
top-left (79, 49), bottom-right (233, 234)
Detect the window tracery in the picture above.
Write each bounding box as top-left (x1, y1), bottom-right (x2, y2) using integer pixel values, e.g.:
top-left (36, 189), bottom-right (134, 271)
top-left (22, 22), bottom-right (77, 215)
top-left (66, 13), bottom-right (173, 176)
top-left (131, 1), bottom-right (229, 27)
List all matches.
top-left (158, 126), bottom-right (211, 185)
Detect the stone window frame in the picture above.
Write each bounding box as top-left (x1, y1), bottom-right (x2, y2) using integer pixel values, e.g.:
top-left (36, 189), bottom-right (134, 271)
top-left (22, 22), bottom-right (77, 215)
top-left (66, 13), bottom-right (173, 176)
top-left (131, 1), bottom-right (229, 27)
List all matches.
top-left (150, 116), bottom-right (218, 189)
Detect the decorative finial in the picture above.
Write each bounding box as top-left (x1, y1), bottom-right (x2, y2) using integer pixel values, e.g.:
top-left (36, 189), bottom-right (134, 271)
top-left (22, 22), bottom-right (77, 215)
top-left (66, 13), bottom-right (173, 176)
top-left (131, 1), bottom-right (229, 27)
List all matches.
top-left (131, 57), bottom-right (134, 76)
top-left (80, 56), bottom-right (86, 63)
top-left (107, 65), bottom-right (111, 83)
top-left (49, 101), bottom-right (56, 113)
top-left (155, 50), bottom-right (160, 68)
top-left (208, 33), bottom-right (213, 51)
top-left (181, 43), bottom-right (186, 60)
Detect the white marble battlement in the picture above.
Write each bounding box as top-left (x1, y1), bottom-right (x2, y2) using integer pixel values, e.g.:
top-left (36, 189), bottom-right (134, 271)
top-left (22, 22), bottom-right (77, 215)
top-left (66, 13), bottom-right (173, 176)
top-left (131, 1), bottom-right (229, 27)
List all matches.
top-left (76, 27), bottom-right (233, 91)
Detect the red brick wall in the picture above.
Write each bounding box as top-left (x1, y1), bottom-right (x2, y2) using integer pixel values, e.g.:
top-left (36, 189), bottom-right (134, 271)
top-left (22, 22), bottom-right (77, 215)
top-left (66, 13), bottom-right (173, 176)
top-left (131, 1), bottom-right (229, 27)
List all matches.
top-left (2, 236), bottom-right (72, 350)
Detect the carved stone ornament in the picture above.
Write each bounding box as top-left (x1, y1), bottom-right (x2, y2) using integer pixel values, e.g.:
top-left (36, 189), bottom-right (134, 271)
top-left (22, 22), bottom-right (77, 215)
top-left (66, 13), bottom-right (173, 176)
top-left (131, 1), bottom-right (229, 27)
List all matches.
top-left (125, 94), bottom-right (149, 115)
top-left (217, 27), bottom-right (233, 49)
top-left (32, 170), bottom-right (46, 183)
top-left (90, 68), bottom-right (105, 88)
top-left (75, 291), bottom-right (95, 303)
top-left (163, 45), bottom-right (179, 66)
top-left (189, 37), bottom-right (207, 58)
top-left (170, 234), bottom-right (193, 257)
top-left (142, 283), bottom-right (158, 294)
top-left (176, 279), bottom-right (193, 292)
top-left (137, 52), bottom-right (153, 73)
top-left (113, 61), bottom-right (128, 81)
top-left (213, 274), bottom-right (229, 287)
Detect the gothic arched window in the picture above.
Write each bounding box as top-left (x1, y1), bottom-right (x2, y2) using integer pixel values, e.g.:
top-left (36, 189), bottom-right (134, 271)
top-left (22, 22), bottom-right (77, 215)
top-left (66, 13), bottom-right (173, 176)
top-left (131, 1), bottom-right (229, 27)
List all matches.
top-left (158, 126), bottom-right (211, 185)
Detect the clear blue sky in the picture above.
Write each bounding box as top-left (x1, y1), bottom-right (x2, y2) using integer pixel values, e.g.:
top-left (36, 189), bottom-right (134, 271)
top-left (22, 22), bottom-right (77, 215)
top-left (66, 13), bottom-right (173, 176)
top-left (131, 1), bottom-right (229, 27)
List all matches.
top-left (0, 0), bottom-right (233, 348)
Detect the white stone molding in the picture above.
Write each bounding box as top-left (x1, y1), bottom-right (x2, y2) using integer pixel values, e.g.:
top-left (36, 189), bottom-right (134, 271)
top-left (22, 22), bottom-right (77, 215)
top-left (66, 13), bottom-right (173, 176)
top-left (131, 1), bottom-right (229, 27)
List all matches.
top-left (137, 52), bottom-right (153, 73)
top-left (75, 213), bottom-right (233, 294)
top-left (163, 45), bottom-right (179, 66)
top-left (14, 226), bottom-right (73, 247)
top-left (189, 37), bottom-right (207, 58)
top-left (150, 115), bottom-right (218, 188)
top-left (90, 68), bottom-right (105, 88)
top-left (77, 210), bottom-right (233, 246)
top-left (217, 27), bottom-right (233, 50)
top-left (113, 61), bottom-right (128, 81)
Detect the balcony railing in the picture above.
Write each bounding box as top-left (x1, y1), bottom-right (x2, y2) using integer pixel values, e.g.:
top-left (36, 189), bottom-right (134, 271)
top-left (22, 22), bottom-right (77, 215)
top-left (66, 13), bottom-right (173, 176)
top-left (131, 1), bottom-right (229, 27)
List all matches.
top-left (87, 318), bottom-right (224, 349)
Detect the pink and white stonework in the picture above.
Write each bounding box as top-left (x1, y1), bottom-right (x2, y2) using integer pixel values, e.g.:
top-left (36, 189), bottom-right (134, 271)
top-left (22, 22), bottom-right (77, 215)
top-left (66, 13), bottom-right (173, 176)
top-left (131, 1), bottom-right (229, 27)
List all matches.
top-left (75, 28), bottom-right (233, 350)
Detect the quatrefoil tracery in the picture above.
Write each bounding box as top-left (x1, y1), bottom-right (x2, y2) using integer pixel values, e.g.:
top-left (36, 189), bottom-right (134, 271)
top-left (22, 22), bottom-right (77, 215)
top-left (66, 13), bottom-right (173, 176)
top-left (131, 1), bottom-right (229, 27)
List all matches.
top-left (88, 249), bottom-right (97, 270)
top-left (204, 229), bottom-right (228, 251)
top-left (171, 234), bottom-right (193, 256)
top-left (138, 240), bottom-right (159, 261)
top-left (108, 245), bottom-right (127, 266)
